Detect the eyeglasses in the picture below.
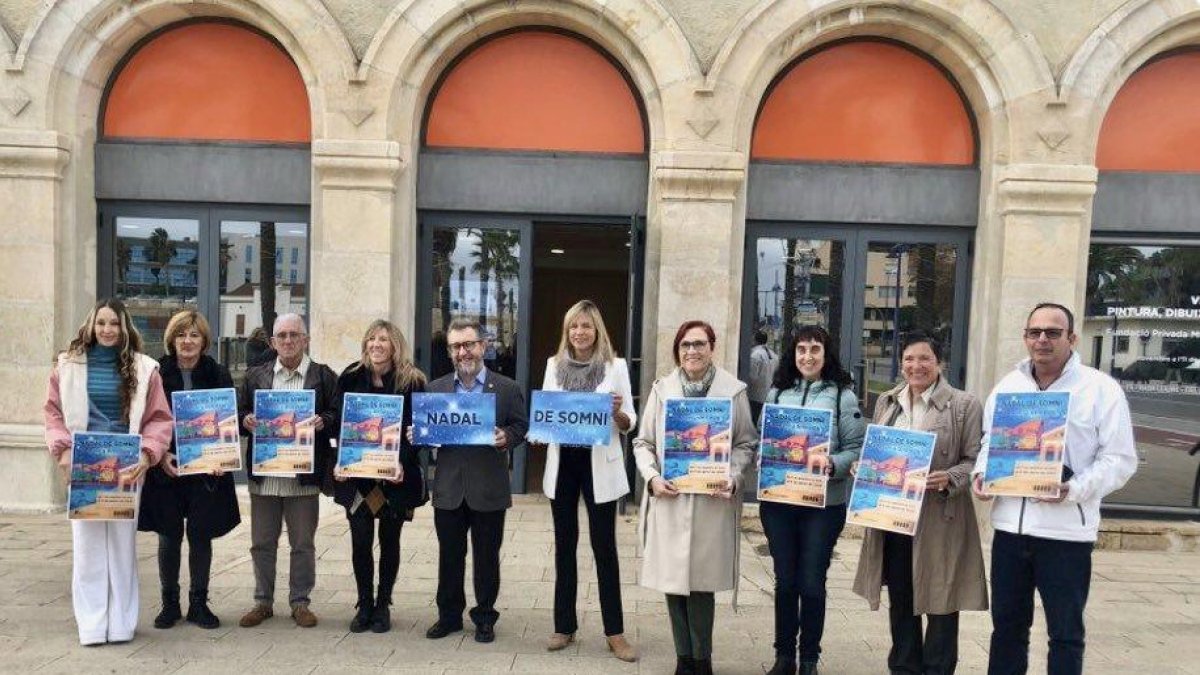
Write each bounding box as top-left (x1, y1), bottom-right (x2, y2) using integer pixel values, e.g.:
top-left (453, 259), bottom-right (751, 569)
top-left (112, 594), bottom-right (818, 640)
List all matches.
top-left (448, 340), bottom-right (482, 353)
top-left (1024, 328), bottom-right (1065, 340)
top-left (679, 340), bottom-right (710, 352)
top-left (273, 331), bottom-right (306, 341)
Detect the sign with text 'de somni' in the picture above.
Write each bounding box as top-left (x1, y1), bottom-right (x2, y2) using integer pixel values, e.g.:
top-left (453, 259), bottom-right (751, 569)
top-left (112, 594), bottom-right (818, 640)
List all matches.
top-left (527, 391), bottom-right (612, 446)
top-left (412, 392), bottom-right (496, 446)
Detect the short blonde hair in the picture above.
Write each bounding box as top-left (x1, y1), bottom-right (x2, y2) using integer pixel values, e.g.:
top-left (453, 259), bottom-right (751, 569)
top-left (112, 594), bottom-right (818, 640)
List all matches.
top-left (163, 310), bottom-right (212, 355)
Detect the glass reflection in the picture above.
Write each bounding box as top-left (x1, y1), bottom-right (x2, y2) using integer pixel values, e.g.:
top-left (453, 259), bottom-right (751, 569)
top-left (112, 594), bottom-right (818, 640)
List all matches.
top-left (752, 237), bottom-right (845, 358)
top-left (113, 217), bottom-right (200, 358)
top-left (430, 227), bottom-right (521, 380)
top-left (217, 220), bottom-right (309, 382)
top-left (1081, 242), bottom-right (1200, 508)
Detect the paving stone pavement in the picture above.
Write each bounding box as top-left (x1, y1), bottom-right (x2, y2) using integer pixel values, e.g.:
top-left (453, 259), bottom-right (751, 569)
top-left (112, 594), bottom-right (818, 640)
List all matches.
top-left (0, 493), bottom-right (1197, 674)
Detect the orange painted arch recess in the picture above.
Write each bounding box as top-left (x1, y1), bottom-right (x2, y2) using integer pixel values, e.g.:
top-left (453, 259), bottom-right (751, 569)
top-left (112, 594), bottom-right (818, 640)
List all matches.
top-left (424, 30), bottom-right (645, 154)
top-left (103, 22), bottom-right (311, 143)
top-left (752, 41), bottom-right (975, 165)
top-left (1098, 51), bottom-right (1200, 172)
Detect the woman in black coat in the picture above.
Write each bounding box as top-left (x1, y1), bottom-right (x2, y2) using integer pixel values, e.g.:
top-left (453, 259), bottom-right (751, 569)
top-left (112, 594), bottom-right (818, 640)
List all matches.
top-left (333, 319), bottom-right (428, 634)
top-left (138, 310), bottom-right (241, 629)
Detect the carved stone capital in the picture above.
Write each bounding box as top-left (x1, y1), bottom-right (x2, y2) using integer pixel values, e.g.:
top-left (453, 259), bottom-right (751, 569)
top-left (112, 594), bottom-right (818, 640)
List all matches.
top-left (654, 151), bottom-right (746, 202)
top-left (998, 163), bottom-right (1097, 216)
top-left (0, 130), bottom-right (69, 180)
top-left (312, 139), bottom-right (404, 192)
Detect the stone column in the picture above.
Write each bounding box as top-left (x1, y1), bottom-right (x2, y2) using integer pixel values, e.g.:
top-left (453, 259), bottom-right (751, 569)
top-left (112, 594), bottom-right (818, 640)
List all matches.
top-left (309, 139), bottom-right (403, 369)
top-left (0, 130), bottom-right (70, 511)
top-left (990, 163), bottom-right (1098, 376)
top-left (649, 150), bottom-right (747, 377)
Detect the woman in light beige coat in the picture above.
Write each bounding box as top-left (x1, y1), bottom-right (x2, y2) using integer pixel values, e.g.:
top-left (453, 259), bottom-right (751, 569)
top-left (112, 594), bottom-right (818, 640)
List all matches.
top-left (634, 320), bottom-right (758, 675)
top-left (852, 332), bottom-right (987, 675)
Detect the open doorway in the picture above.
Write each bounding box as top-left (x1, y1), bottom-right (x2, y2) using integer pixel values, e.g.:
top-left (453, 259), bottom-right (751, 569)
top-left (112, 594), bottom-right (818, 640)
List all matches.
top-left (526, 222), bottom-right (631, 489)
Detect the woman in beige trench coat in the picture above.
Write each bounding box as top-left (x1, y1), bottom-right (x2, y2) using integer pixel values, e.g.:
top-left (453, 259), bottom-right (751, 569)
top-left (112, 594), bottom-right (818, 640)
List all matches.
top-left (634, 320), bottom-right (758, 675)
top-left (852, 332), bottom-right (988, 675)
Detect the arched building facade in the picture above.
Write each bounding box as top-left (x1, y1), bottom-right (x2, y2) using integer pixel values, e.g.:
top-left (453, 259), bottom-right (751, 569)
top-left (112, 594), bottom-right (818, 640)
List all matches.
top-left (0, 0), bottom-right (1195, 515)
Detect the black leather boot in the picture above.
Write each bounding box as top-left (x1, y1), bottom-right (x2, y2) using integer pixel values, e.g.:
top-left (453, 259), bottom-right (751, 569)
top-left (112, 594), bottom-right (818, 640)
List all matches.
top-left (186, 590), bottom-right (220, 629)
top-left (674, 655), bottom-right (695, 675)
top-left (767, 656), bottom-right (798, 675)
top-left (154, 587), bottom-right (182, 629)
top-left (349, 597), bottom-right (374, 633)
top-left (370, 595), bottom-right (392, 633)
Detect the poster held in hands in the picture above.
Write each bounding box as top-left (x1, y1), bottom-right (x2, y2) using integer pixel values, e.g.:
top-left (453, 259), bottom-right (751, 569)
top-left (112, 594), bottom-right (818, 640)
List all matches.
top-left (662, 397), bottom-right (734, 495)
top-left (172, 388), bottom-right (241, 475)
top-left (68, 431), bottom-right (142, 521)
top-left (757, 404), bottom-right (833, 508)
top-left (253, 390), bottom-right (317, 476)
top-left (847, 424), bottom-right (937, 536)
top-left (982, 391), bottom-right (1071, 498)
top-left (337, 393), bottom-right (405, 479)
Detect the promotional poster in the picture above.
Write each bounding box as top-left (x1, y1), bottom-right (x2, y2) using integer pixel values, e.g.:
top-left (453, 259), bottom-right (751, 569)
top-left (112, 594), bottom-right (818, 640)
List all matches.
top-left (68, 432), bottom-right (142, 521)
top-left (526, 391), bottom-right (612, 446)
top-left (171, 388), bottom-right (241, 475)
top-left (757, 404), bottom-right (833, 508)
top-left (412, 392), bottom-right (497, 446)
top-left (662, 397), bottom-right (734, 495)
top-left (847, 424), bottom-right (937, 536)
top-left (982, 391), bottom-right (1071, 498)
top-left (252, 390), bottom-right (317, 476)
top-left (337, 393), bottom-right (405, 480)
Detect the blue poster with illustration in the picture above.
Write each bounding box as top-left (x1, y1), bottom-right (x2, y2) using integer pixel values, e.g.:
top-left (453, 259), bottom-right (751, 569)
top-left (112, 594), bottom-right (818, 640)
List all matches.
top-left (69, 432), bottom-right (142, 521)
top-left (172, 388), bottom-right (241, 475)
top-left (253, 390), bottom-right (316, 475)
top-left (983, 391), bottom-right (1071, 498)
top-left (847, 425), bottom-right (937, 536)
top-left (527, 391), bottom-right (612, 446)
top-left (412, 392), bottom-right (496, 446)
top-left (662, 397), bottom-right (733, 495)
top-left (757, 404), bottom-right (833, 508)
top-left (337, 393), bottom-right (405, 479)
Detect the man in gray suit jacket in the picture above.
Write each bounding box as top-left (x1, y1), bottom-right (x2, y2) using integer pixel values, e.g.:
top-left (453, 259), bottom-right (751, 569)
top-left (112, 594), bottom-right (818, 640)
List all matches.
top-left (419, 318), bottom-right (528, 644)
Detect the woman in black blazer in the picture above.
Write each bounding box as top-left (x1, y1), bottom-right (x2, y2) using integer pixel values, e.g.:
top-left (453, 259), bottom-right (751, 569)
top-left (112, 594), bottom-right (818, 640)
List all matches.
top-left (333, 319), bottom-right (428, 634)
top-left (139, 310), bottom-right (241, 630)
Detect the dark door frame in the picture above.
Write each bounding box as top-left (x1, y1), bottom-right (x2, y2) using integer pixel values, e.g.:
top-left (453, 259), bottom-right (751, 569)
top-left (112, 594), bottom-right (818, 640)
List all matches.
top-left (416, 209), bottom-right (644, 494)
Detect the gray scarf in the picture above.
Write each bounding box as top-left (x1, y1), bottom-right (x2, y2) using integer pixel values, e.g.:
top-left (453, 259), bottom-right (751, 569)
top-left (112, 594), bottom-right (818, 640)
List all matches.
top-left (679, 365), bottom-right (716, 398)
top-left (555, 355), bottom-right (606, 392)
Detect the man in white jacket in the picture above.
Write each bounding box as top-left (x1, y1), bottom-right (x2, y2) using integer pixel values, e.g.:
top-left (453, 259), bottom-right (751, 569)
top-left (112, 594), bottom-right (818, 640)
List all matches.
top-left (972, 302), bottom-right (1137, 675)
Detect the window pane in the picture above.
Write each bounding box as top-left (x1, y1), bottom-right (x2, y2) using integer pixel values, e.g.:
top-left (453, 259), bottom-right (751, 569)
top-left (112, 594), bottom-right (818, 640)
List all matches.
top-left (112, 216), bottom-right (200, 358)
top-left (861, 242), bottom-right (959, 399)
top-left (751, 237), bottom-right (846, 360)
top-left (429, 227), bottom-right (521, 381)
top-left (1082, 242), bottom-right (1200, 509)
top-left (218, 220), bottom-right (309, 383)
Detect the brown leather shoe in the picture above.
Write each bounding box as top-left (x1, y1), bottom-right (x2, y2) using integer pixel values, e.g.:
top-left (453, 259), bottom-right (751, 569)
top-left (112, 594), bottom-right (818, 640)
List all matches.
top-left (546, 632), bottom-right (575, 651)
top-left (607, 634), bottom-right (638, 662)
top-left (291, 604), bottom-right (318, 628)
top-left (238, 605), bottom-right (273, 628)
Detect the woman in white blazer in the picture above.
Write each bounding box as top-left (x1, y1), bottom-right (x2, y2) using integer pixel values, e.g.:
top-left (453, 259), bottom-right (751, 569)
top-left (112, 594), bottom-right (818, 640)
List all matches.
top-left (540, 300), bottom-right (638, 662)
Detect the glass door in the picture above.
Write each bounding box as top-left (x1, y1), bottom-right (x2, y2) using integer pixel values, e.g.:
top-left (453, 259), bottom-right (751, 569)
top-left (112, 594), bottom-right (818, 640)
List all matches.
top-left (742, 224), bottom-right (972, 409)
top-left (740, 227), bottom-right (857, 382)
top-left (418, 215), bottom-right (530, 389)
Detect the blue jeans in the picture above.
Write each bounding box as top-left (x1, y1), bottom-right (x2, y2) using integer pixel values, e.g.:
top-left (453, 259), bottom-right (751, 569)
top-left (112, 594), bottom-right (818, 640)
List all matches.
top-left (988, 530), bottom-right (1093, 675)
top-left (760, 501), bottom-right (847, 663)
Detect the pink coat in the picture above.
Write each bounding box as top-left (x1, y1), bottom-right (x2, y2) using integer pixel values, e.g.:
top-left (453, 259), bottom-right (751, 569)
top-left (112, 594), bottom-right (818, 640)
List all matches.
top-left (43, 352), bottom-right (173, 464)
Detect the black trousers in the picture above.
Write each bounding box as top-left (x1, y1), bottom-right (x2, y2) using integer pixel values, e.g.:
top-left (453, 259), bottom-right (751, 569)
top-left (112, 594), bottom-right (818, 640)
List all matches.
top-left (988, 530), bottom-right (1093, 675)
top-left (434, 503), bottom-right (506, 627)
top-left (347, 508), bottom-right (403, 603)
top-left (550, 446), bottom-right (624, 636)
top-left (883, 532), bottom-right (960, 675)
top-left (157, 531), bottom-right (213, 598)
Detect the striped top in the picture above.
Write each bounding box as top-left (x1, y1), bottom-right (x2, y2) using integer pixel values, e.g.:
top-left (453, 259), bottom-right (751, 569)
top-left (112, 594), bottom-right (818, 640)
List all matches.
top-left (86, 345), bottom-right (122, 423)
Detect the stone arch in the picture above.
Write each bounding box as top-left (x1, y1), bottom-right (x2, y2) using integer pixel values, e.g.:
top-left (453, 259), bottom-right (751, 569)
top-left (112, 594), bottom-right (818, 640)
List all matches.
top-left (362, 0), bottom-right (701, 153)
top-left (709, 0), bottom-right (1054, 162)
top-left (1062, 0), bottom-right (1200, 162)
top-left (18, 0), bottom-right (356, 341)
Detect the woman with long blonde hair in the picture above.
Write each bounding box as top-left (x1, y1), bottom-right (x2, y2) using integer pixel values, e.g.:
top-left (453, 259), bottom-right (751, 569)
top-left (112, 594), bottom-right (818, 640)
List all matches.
top-left (43, 298), bottom-right (174, 645)
top-left (332, 319), bottom-right (428, 633)
top-left (540, 300), bottom-right (638, 662)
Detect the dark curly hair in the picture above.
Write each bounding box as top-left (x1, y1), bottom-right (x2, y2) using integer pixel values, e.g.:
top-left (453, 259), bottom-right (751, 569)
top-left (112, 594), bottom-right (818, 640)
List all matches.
top-left (770, 325), bottom-right (854, 391)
